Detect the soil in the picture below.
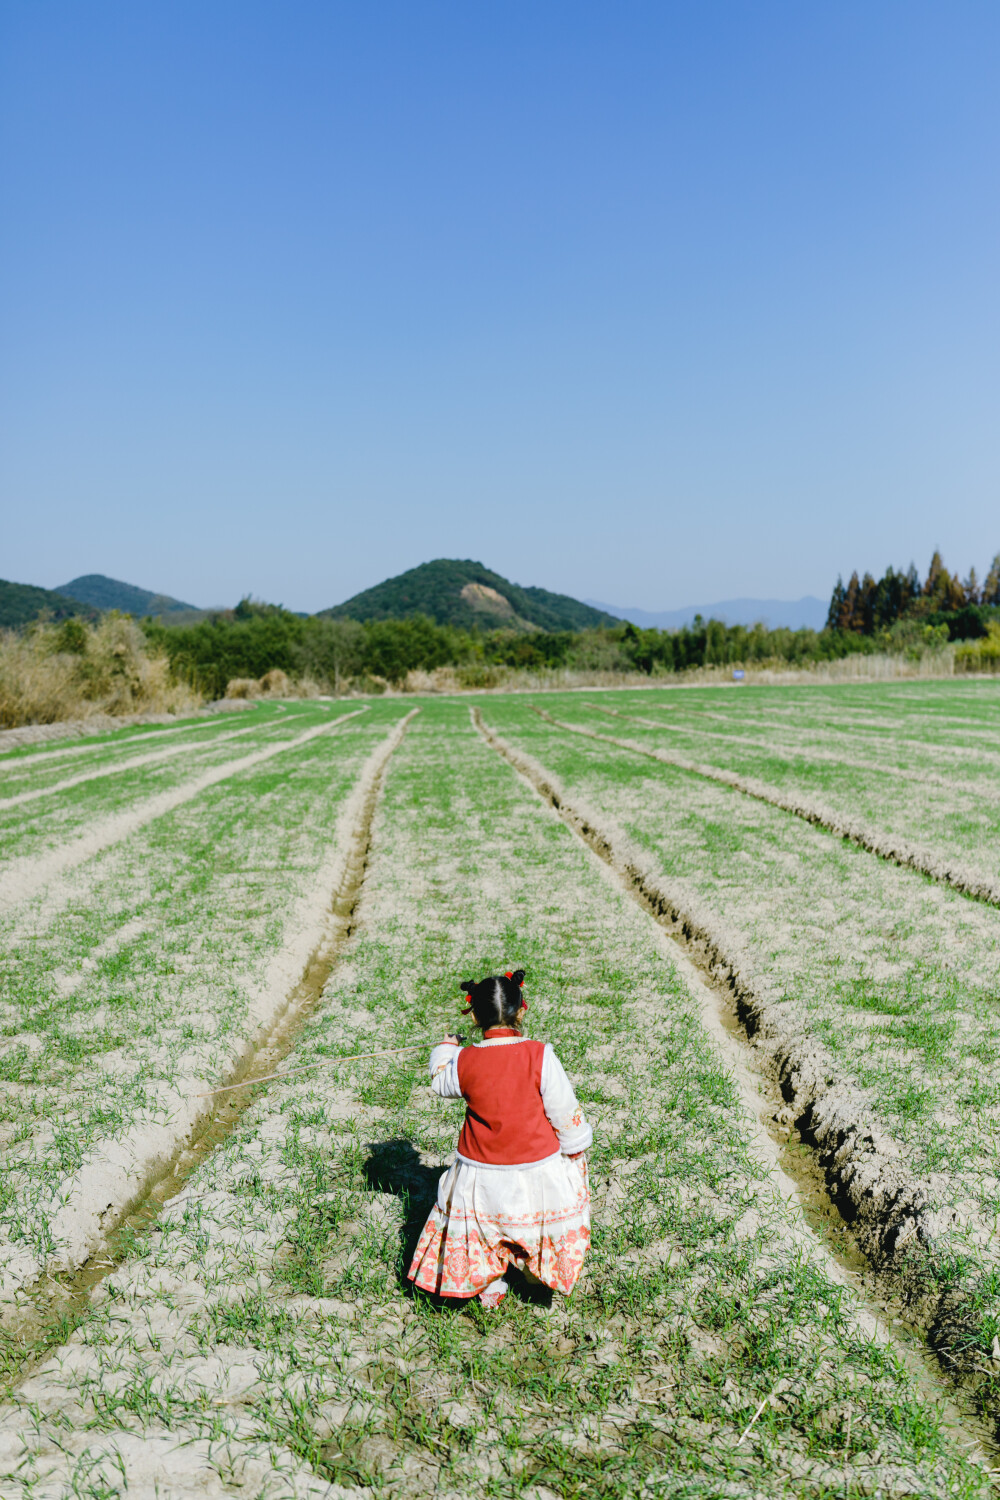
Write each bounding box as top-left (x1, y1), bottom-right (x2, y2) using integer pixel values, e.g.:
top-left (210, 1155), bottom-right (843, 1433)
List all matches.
top-left (472, 707), bottom-right (1000, 1414)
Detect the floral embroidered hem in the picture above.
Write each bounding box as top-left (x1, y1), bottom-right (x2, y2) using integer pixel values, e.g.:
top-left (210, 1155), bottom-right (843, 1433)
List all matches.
top-left (408, 1153), bottom-right (590, 1299)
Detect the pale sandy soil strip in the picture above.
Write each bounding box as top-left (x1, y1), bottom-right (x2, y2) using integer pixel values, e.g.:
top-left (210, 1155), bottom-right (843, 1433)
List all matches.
top-left (49, 918), bottom-right (151, 1001)
top-left (0, 703), bottom-right (254, 757)
top-left (473, 709), bottom-right (1000, 1337)
top-left (0, 723), bottom-right (263, 810)
top-left (16, 712), bottom-right (417, 1294)
top-left (0, 713), bottom-right (254, 774)
top-left (0, 711), bottom-right (367, 918)
top-left (655, 704), bottom-right (1000, 766)
top-left (538, 708), bottom-right (1000, 907)
top-left (588, 703), bottom-right (999, 800)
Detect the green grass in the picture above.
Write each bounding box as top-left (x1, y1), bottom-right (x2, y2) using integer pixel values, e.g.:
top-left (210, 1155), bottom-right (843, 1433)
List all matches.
top-left (559, 681), bottom-right (1000, 883)
top-left (487, 699), bottom-right (1000, 1178)
top-left (1, 701), bottom-right (989, 1497)
top-left (0, 703), bottom-right (340, 865)
top-left (0, 704), bottom-right (406, 1279)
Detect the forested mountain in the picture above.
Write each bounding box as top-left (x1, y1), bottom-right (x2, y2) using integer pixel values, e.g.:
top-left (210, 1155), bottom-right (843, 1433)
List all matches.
top-left (319, 558), bottom-right (618, 632)
top-left (0, 578), bottom-right (97, 629)
top-left (56, 574), bottom-right (198, 617)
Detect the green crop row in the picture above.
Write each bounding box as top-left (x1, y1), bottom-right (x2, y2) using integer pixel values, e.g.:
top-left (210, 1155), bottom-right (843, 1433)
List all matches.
top-left (0, 705), bottom-right (407, 1295)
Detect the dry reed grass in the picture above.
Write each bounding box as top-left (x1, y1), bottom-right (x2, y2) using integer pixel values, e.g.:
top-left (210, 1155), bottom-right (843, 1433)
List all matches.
top-left (0, 616), bottom-right (201, 729)
top-left (225, 645), bottom-right (992, 703)
top-left (388, 650), bottom-right (965, 695)
top-left (224, 669), bottom-right (322, 700)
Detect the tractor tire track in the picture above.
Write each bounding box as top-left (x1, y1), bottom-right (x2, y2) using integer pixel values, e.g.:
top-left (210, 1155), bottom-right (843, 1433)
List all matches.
top-left (473, 707), bottom-right (1000, 1401)
top-left (1, 710), bottom-right (416, 1328)
top-left (535, 707), bottom-right (1000, 909)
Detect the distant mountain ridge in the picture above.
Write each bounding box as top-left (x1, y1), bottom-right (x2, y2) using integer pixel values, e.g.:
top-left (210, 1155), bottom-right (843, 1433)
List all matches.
top-left (6, 566), bottom-right (828, 635)
top-left (0, 578), bottom-right (98, 630)
top-left (56, 574), bottom-right (198, 617)
top-left (587, 595), bottom-right (829, 632)
top-left (320, 559), bottom-right (619, 633)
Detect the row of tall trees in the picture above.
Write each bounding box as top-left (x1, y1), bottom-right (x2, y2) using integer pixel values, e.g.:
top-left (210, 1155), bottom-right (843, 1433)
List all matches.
top-left (827, 552), bottom-right (1000, 635)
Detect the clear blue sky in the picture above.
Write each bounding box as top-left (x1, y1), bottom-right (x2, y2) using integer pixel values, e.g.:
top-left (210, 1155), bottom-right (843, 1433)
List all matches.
top-left (2, 2), bottom-right (998, 613)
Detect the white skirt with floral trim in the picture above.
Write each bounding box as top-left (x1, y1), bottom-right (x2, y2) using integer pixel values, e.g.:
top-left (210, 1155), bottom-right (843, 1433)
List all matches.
top-left (408, 1152), bottom-right (590, 1299)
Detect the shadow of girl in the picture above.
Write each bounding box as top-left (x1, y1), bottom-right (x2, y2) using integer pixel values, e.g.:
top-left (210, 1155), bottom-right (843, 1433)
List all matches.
top-left (363, 1137), bottom-right (443, 1292)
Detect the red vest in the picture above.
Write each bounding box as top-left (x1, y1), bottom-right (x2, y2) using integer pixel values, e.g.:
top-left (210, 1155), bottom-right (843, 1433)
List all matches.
top-left (456, 1039), bottom-right (561, 1165)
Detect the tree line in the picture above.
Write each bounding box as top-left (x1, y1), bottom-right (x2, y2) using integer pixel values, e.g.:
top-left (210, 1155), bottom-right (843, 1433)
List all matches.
top-left (143, 599), bottom-right (878, 697)
top-left (827, 551), bottom-right (1000, 636)
top-left (136, 554), bottom-right (1000, 695)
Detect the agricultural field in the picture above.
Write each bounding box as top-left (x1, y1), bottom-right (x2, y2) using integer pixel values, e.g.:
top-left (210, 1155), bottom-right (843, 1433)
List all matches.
top-left (547, 682), bottom-right (1000, 897)
top-left (1, 682), bottom-right (999, 1497)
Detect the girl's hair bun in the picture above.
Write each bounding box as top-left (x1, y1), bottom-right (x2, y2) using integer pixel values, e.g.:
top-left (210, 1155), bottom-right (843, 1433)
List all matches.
top-left (460, 970), bottom-right (527, 1030)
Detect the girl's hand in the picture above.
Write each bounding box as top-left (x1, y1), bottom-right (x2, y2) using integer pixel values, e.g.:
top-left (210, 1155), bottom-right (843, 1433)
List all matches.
top-left (443, 1033), bottom-right (462, 1046)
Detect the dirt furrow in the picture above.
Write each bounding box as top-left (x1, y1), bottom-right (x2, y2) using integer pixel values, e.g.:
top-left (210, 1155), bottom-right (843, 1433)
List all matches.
top-left (0, 708), bottom-right (366, 917)
top-left (651, 703), bottom-right (1000, 765)
top-left (536, 707), bottom-right (1000, 908)
top-left (473, 707), bottom-right (1000, 1407)
top-left (0, 710), bottom-right (417, 1389)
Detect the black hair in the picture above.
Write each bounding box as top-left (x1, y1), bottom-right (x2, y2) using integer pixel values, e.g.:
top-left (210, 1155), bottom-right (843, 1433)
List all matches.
top-left (459, 970), bottom-right (526, 1032)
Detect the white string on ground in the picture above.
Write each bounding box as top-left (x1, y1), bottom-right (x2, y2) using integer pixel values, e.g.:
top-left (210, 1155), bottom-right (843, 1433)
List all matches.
top-left (195, 1041), bottom-right (426, 1096)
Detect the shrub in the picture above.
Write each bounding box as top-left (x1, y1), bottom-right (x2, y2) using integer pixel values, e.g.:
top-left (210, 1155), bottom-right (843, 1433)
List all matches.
top-left (955, 622), bottom-right (1000, 674)
top-left (0, 615), bottom-right (200, 728)
top-left (259, 668), bottom-right (292, 697)
top-left (225, 677), bottom-right (261, 699)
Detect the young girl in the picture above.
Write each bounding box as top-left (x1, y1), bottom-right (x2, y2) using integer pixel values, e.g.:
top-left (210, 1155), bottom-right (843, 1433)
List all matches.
top-left (408, 969), bottom-right (592, 1309)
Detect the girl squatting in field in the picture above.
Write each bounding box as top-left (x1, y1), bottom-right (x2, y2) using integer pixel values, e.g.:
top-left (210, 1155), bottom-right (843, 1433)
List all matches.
top-left (408, 970), bottom-right (592, 1308)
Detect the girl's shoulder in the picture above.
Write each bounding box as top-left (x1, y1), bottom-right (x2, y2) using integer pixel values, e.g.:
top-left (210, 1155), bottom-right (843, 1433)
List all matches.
top-left (463, 1036), bottom-right (550, 1061)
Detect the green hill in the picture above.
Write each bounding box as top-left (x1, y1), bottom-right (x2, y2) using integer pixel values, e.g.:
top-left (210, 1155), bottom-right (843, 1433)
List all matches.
top-left (318, 559), bottom-right (618, 633)
top-left (56, 574), bottom-right (198, 617)
top-left (0, 578), bottom-right (98, 630)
